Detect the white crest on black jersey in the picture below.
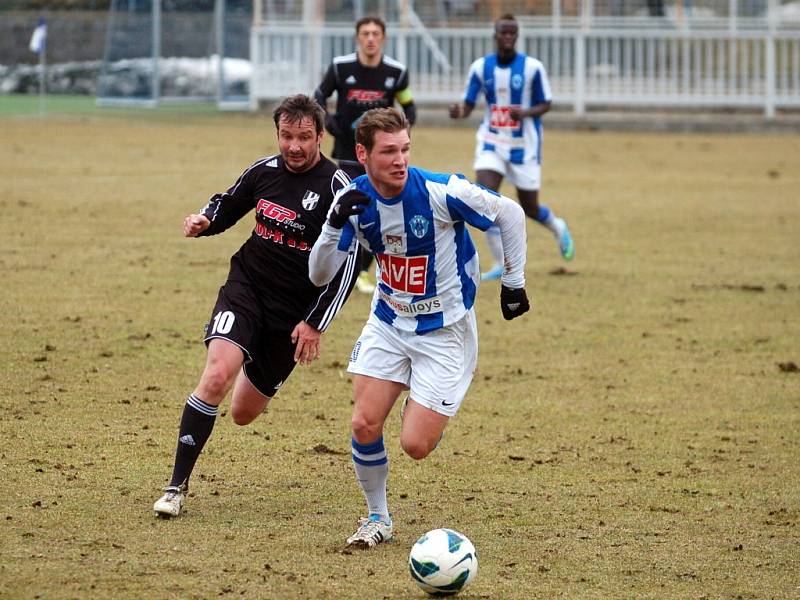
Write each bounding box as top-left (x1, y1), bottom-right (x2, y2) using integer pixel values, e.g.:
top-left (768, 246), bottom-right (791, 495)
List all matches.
top-left (385, 77), bottom-right (395, 89)
top-left (345, 75), bottom-right (356, 84)
top-left (302, 190), bottom-right (320, 211)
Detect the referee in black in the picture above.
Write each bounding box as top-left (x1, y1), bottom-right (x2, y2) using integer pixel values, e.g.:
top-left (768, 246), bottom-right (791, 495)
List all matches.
top-left (314, 15), bottom-right (416, 293)
top-left (154, 94), bottom-right (358, 518)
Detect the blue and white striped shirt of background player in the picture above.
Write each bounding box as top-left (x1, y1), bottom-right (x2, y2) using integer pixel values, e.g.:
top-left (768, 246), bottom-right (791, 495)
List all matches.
top-left (463, 51), bottom-right (552, 165)
top-left (309, 167), bottom-right (527, 335)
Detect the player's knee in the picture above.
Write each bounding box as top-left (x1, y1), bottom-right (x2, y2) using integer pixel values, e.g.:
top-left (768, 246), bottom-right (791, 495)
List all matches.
top-left (230, 407), bottom-right (256, 426)
top-left (351, 414), bottom-right (382, 443)
top-left (199, 366), bottom-right (235, 401)
top-left (401, 436), bottom-right (433, 461)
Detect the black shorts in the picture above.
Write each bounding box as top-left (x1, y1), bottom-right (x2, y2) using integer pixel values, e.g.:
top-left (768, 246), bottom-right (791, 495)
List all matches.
top-left (203, 280), bottom-right (298, 398)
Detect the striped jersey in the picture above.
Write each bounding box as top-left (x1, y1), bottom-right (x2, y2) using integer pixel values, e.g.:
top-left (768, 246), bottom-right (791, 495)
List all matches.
top-left (463, 52), bottom-right (552, 165)
top-left (335, 167), bottom-right (502, 334)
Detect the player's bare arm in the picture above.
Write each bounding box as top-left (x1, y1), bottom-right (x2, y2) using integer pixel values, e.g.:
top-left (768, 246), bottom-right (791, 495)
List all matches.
top-left (183, 213), bottom-right (210, 237)
top-left (291, 320), bottom-right (321, 364)
top-left (508, 100), bottom-right (552, 121)
top-left (448, 101), bottom-right (475, 119)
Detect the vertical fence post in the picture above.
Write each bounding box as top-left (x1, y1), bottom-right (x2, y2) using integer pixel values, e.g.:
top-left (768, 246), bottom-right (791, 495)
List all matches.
top-left (765, 0), bottom-right (778, 119)
top-left (153, 0), bottom-right (161, 105)
top-left (397, 0), bottom-right (409, 69)
top-left (215, 0), bottom-right (225, 106)
top-left (574, 0), bottom-right (589, 116)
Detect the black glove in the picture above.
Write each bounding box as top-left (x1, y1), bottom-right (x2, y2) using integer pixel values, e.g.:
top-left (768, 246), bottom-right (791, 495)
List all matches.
top-left (329, 189), bottom-right (370, 229)
top-left (324, 113), bottom-right (343, 138)
top-left (500, 285), bottom-right (530, 321)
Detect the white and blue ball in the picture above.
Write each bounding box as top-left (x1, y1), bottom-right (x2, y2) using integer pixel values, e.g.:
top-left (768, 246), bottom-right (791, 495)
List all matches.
top-left (408, 528), bottom-right (478, 596)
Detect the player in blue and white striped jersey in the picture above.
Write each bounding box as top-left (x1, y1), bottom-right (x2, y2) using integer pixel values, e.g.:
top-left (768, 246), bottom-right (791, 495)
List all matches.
top-left (309, 107), bottom-right (530, 549)
top-left (449, 13), bottom-right (574, 280)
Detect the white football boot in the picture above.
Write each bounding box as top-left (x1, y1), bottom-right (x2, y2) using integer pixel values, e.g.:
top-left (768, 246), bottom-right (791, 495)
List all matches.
top-left (346, 514), bottom-right (393, 548)
top-left (153, 484), bottom-right (187, 518)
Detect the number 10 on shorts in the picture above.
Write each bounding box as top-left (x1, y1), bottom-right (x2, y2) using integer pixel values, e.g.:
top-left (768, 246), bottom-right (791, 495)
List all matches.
top-left (211, 311), bottom-right (235, 335)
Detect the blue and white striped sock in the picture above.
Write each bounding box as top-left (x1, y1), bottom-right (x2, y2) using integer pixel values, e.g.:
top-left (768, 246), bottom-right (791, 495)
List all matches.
top-left (351, 436), bottom-right (390, 522)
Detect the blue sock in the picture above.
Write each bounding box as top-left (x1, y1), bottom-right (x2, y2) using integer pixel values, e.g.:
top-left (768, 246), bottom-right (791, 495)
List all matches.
top-left (535, 204), bottom-right (552, 224)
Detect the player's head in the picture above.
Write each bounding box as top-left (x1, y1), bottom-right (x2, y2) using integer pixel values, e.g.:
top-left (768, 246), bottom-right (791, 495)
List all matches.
top-left (355, 108), bottom-right (410, 197)
top-left (355, 16), bottom-right (386, 61)
top-left (494, 13), bottom-right (518, 56)
top-left (272, 94), bottom-right (325, 173)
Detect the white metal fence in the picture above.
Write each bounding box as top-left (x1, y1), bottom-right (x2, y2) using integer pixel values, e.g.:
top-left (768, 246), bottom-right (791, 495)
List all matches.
top-left (250, 19), bottom-right (800, 117)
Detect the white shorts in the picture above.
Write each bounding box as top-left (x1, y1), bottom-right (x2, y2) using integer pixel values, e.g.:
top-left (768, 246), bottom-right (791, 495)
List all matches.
top-left (473, 150), bottom-right (541, 191)
top-left (347, 310), bottom-right (479, 417)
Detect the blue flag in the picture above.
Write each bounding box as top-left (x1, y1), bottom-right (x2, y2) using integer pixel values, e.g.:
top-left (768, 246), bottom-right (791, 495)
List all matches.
top-left (29, 17), bottom-right (47, 55)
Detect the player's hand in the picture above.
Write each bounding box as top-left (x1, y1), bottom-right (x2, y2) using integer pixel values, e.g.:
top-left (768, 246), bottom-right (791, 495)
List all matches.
top-left (184, 214), bottom-right (210, 237)
top-left (508, 106), bottom-right (526, 121)
top-left (500, 285), bottom-right (530, 320)
top-left (324, 113), bottom-right (343, 138)
top-left (448, 103), bottom-right (463, 119)
top-left (291, 321), bottom-right (321, 364)
top-left (328, 189), bottom-right (370, 229)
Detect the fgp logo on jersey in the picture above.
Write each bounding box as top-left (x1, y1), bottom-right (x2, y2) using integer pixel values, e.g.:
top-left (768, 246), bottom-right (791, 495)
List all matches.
top-left (408, 215), bottom-right (429, 239)
top-left (347, 89), bottom-right (386, 103)
top-left (256, 199), bottom-right (297, 223)
top-left (377, 253), bottom-right (428, 294)
top-left (302, 190), bottom-right (320, 211)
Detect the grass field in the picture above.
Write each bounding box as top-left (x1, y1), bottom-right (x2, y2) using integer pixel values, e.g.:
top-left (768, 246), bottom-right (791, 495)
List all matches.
top-left (1, 101), bottom-right (799, 599)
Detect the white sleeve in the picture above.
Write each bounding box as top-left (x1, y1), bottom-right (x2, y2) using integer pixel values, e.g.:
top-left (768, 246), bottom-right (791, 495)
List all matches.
top-left (494, 196), bottom-right (527, 289)
top-left (309, 222), bottom-right (350, 286)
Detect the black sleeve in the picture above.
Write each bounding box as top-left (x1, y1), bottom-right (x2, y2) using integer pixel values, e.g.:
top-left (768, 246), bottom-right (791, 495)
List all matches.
top-left (304, 248), bottom-right (360, 332)
top-left (303, 167), bottom-right (356, 331)
top-left (197, 165), bottom-right (257, 237)
top-left (402, 101), bottom-right (417, 127)
top-left (314, 64), bottom-right (338, 110)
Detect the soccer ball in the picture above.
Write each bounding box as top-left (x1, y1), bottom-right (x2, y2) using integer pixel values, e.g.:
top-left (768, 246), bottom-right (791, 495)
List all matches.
top-left (408, 528), bottom-right (478, 596)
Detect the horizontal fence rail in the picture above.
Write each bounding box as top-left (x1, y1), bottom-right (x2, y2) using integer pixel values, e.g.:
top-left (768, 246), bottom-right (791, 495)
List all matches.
top-left (250, 24), bottom-right (800, 117)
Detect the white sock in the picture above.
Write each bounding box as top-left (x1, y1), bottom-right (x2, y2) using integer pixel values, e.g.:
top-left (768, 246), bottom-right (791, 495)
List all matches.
top-left (351, 436), bottom-right (390, 522)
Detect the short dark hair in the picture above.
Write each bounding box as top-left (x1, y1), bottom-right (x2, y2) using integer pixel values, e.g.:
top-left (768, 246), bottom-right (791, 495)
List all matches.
top-left (494, 13), bottom-right (518, 31)
top-left (272, 94), bottom-right (324, 135)
top-left (355, 108), bottom-right (409, 152)
top-left (355, 16), bottom-right (386, 35)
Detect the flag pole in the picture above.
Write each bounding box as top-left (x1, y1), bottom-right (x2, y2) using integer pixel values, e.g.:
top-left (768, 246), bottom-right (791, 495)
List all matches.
top-left (29, 16), bottom-right (47, 117)
top-left (38, 41), bottom-right (46, 117)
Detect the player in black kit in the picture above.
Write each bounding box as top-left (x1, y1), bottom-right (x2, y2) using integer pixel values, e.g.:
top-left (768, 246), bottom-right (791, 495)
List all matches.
top-left (314, 15), bottom-right (416, 293)
top-left (153, 94), bottom-right (358, 518)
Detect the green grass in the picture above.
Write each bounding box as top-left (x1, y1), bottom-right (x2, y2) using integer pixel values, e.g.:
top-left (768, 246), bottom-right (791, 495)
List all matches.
top-left (0, 93), bottom-right (224, 118)
top-left (1, 110), bottom-right (799, 599)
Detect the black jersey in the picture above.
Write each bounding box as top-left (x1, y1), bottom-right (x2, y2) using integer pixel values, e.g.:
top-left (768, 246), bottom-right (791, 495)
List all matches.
top-left (198, 154), bottom-right (355, 331)
top-left (314, 53), bottom-right (416, 161)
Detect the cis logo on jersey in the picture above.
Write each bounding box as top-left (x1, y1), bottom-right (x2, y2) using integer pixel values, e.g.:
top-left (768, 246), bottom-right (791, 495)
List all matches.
top-left (408, 215), bottom-right (429, 239)
top-left (302, 190), bottom-right (320, 211)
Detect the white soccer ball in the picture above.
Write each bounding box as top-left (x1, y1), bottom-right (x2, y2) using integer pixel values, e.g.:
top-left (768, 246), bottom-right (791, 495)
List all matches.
top-left (408, 528), bottom-right (478, 596)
